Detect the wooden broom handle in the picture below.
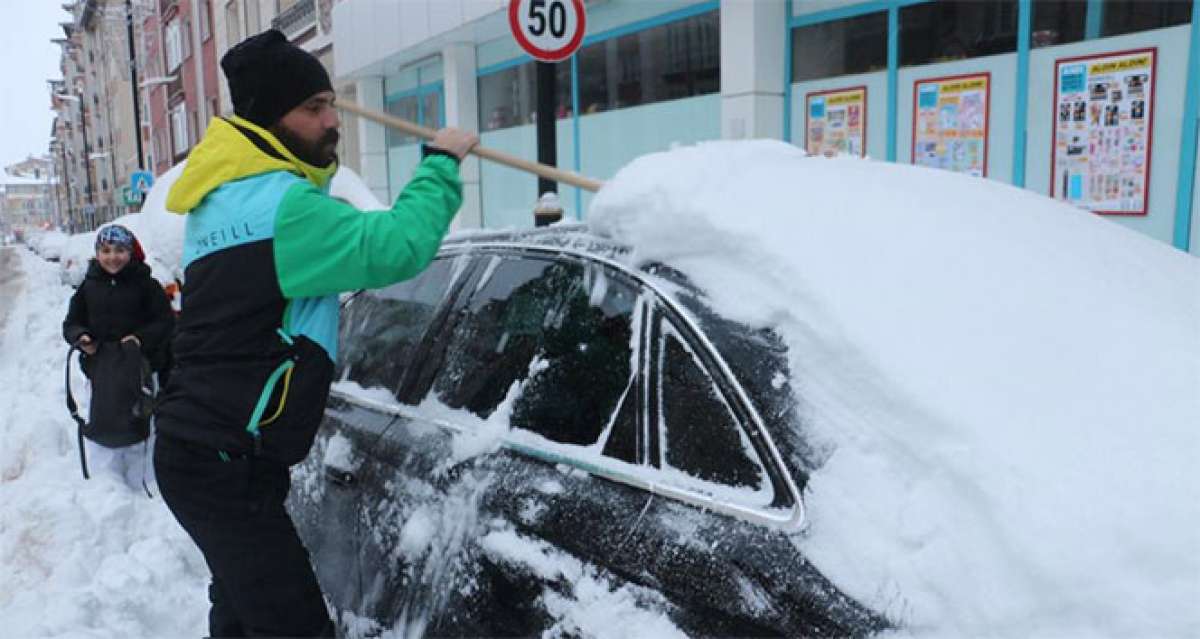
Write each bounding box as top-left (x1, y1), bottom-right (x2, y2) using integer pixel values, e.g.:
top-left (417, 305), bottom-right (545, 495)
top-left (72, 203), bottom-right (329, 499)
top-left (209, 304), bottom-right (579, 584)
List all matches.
top-left (337, 100), bottom-right (604, 193)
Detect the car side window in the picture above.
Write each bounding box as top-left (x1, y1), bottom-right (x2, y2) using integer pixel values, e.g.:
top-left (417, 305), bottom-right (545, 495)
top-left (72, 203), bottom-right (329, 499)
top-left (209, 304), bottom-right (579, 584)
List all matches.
top-left (336, 257), bottom-right (463, 400)
top-left (658, 322), bottom-right (768, 493)
top-left (429, 256), bottom-right (639, 462)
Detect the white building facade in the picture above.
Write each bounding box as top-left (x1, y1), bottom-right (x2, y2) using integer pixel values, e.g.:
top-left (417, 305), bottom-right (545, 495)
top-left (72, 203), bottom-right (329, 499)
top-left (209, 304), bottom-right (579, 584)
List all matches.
top-left (332, 0), bottom-right (1199, 255)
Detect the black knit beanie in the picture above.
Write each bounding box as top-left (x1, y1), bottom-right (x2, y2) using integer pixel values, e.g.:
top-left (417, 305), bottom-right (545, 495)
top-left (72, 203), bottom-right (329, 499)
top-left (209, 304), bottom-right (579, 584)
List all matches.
top-left (221, 29), bottom-right (333, 128)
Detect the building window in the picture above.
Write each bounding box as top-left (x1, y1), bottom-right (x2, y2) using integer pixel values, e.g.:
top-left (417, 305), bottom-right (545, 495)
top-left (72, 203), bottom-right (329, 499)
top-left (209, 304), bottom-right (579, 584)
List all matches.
top-left (478, 62), bottom-right (571, 132)
top-left (1031, 1), bottom-right (1087, 48)
top-left (385, 90), bottom-right (443, 147)
top-left (190, 110), bottom-right (200, 147)
top-left (900, 0), bottom-right (1019, 67)
top-left (791, 11), bottom-right (887, 82)
top-left (155, 131), bottom-right (168, 168)
top-left (423, 92), bottom-right (442, 130)
top-left (226, 1), bottom-right (241, 45)
top-left (478, 9), bottom-right (718, 132)
top-left (165, 20), bottom-right (183, 71)
top-left (385, 96), bottom-right (420, 146)
top-left (170, 104), bottom-right (189, 156)
top-left (574, 9), bottom-right (719, 116)
top-left (183, 20), bottom-right (193, 60)
top-left (1101, 0), bottom-right (1192, 37)
top-left (200, 0), bottom-right (213, 41)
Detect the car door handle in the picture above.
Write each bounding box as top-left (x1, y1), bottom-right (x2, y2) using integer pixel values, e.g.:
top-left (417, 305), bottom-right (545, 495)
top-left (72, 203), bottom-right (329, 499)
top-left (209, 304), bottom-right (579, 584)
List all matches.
top-left (325, 466), bottom-right (356, 487)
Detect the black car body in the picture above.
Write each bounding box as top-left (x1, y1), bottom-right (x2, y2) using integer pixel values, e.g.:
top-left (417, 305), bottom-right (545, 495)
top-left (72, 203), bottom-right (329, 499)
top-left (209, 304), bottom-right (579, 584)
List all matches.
top-left (288, 224), bottom-right (891, 637)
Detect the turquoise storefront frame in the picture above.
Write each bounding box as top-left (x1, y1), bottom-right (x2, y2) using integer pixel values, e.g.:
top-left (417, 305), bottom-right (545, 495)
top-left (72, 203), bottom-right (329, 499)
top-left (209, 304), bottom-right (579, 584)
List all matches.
top-left (476, 0), bottom-right (721, 222)
top-left (1012, 0), bottom-right (1032, 187)
top-left (1174, 0), bottom-right (1200, 251)
top-left (384, 63), bottom-right (445, 202)
top-left (384, 61), bottom-right (446, 130)
top-left (784, 0), bottom-right (1199, 250)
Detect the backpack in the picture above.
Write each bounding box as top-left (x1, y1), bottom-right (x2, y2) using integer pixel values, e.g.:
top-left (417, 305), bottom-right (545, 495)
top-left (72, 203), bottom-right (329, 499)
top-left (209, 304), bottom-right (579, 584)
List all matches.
top-left (65, 340), bottom-right (156, 478)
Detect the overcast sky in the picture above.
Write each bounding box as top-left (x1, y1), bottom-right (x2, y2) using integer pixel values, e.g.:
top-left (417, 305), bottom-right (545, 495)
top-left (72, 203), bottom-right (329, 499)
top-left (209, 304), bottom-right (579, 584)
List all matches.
top-left (0, 3), bottom-right (72, 168)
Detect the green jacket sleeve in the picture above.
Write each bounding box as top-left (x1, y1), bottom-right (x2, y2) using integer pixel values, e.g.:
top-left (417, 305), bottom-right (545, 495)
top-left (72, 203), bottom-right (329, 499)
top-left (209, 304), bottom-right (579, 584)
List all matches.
top-left (273, 155), bottom-right (463, 298)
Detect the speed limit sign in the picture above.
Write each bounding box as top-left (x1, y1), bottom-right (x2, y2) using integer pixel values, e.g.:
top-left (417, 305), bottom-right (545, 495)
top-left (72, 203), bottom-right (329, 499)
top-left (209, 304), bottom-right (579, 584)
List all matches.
top-left (508, 0), bottom-right (587, 62)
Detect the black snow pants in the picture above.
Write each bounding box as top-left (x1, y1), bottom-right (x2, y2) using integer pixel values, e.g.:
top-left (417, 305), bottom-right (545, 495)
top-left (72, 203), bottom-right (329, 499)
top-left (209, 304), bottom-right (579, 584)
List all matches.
top-left (154, 433), bottom-right (335, 638)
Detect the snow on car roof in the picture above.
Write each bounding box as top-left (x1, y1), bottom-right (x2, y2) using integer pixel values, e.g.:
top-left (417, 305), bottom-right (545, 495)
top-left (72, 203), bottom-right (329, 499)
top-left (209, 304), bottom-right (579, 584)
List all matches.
top-left (588, 139), bottom-right (1200, 637)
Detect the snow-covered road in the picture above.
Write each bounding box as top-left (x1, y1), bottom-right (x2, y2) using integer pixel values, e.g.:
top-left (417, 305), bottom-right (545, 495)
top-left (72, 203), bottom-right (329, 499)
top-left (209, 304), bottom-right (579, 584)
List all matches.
top-left (0, 247), bottom-right (208, 638)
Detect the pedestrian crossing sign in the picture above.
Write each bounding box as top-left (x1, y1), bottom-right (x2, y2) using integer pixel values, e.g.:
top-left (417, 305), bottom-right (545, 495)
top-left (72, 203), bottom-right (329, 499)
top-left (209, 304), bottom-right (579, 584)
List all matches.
top-left (130, 171), bottom-right (154, 197)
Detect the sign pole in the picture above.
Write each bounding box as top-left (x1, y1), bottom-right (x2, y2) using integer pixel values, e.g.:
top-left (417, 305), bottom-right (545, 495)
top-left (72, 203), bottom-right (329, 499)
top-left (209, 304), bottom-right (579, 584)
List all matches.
top-left (508, 0), bottom-right (587, 225)
top-left (536, 61), bottom-right (558, 225)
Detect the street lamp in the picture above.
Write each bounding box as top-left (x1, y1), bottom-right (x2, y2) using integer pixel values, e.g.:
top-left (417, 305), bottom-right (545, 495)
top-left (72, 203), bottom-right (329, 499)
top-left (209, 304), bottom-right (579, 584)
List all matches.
top-left (126, 0), bottom-right (144, 171)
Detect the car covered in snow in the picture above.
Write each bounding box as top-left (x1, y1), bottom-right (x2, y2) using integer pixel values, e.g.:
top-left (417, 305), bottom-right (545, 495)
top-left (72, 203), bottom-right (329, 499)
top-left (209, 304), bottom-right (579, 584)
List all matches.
top-left (23, 228), bottom-right (69, 262)
top-left (289, 223), bottom-right (889, 637)
top-left (290, 141), bottom-right (1199, 638)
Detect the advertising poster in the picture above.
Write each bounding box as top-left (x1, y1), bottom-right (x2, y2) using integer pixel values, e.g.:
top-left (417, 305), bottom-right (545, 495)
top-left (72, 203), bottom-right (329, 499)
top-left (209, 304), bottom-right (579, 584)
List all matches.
top-left (1052, 48), bottom-right (1155, 215)
top-left (911, 73), bottom-right (990, 177)
top-left (805, 86), bottom-right (867, 157)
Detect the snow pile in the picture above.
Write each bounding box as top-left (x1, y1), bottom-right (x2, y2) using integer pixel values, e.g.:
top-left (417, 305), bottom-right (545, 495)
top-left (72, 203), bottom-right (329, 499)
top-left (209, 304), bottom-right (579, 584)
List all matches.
top-left (590, 140), bottom-right (1200, 637)
top-left (0, 247), bottom-right (208, 637)
top-left (331, 165), bottom-right (386, 210)
top-left (24, 228), bottom-right (69, 260)
top-left (57, 162), bottom-right (188, 288)
top-left (59, 163), bottom-right (382, 288)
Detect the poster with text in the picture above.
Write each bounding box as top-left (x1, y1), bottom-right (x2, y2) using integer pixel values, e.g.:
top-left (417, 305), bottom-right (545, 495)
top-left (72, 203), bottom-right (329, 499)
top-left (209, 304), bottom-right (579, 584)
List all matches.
top-left (912, 73), bottom-right (990, 177)
top-left (806, 87), bottom-right (867, 157)
top-left (1052, 48), bottom-right (1155, 215)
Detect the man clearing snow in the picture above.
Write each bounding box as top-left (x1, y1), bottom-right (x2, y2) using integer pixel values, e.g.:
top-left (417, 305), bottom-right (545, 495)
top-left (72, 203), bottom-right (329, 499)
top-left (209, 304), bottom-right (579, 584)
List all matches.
top-left (153, 29), bottom-right (477, 637)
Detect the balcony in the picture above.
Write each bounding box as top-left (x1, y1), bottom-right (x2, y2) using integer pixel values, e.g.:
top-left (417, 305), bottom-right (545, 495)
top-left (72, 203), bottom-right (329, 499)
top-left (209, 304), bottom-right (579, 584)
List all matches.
top-left (272, 0), bottom-right (316, 40)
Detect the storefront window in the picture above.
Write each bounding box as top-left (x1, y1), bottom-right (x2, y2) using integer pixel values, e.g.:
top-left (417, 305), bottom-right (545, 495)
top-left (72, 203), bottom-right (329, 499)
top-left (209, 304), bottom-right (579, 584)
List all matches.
top-left (1031, 0), bottom-right (1087, 48)
top-left (385, 89), bottom-right (443, 147)
top-left (423, 92), bottom-right (442, 129)
top-left (791, 11), bottom-right (887, 82)
top-left (574, 10), bottom-right (719, 116)
top-left (385, 95), bottom-right (420, 147)
top-left (1101, 0), bottom-right (1192, 38)
top-left (478, 62), bottom-right (572, 132)
top-left (900, 0), bottom-right (1019, 66)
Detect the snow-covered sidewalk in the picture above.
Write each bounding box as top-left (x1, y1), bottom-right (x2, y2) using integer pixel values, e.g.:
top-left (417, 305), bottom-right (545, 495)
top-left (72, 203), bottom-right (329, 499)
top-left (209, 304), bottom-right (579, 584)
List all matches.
top-left (0, 246), bottom-right (207, 638)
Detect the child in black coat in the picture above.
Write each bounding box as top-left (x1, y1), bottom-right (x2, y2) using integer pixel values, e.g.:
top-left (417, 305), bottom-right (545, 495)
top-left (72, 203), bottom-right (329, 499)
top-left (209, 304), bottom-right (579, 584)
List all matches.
top-left (64, 225), bottom-right (174, 372)
top-left (63, 224), bottom-right (175, 483)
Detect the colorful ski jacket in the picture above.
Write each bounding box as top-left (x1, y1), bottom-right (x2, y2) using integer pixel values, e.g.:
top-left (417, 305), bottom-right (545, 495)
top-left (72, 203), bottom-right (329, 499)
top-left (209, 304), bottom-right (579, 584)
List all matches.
top-left (155, 115), bottom-right (462, 464)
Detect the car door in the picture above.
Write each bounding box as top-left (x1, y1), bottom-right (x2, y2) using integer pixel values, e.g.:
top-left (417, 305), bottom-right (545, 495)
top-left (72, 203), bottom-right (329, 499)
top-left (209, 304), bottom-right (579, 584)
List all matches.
top-left (348, 249), bottom-right (673, 636)
top-left (607, 302), bottom-right (889, 636)
top-left (289, 255), bottom-right (471, 620)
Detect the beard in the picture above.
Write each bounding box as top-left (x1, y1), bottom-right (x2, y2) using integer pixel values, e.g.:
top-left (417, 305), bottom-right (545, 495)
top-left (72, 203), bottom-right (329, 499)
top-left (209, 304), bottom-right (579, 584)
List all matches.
top-left (271, 124), bottom-right (339, 168)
